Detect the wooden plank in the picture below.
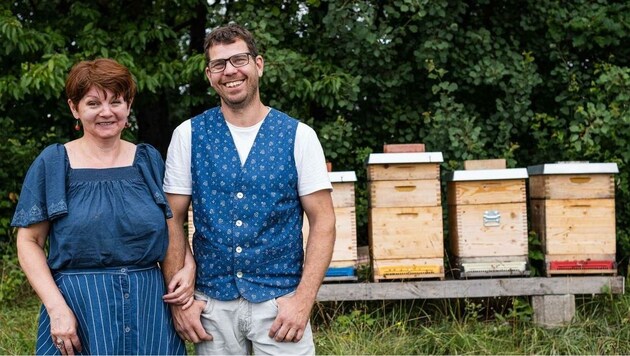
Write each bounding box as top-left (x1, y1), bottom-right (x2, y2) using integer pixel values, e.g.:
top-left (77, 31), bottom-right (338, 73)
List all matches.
top-left (449, 202), bottom-right (528, 257)
top-left (369, 206), bottom-right (444, 259)
top-left (368, 162), bottom-right (440, 181)
top-left (455, 256), bottom-right (528, 263)
top-left (369, 179), bottom-right (441, 207)
top-left (532, 295), bottom-right (575, 328)
top-left (447, 179), bottom-right (526, 205)
top-left (316, 276), bottom-right (625, 301)
top-left (545, 253), bottom-right (616, 262)
top-left (529, 174), bottom-right (615, 199)
top-left (331, 182), bottom-right (355, 208)
top-left (541, 199), bottom-right (616, 255)
top-left (329, 207), bottom-right (357, 262)
top-left (464, 159), bottom-right (506, 170)
top-left (383, 143), bottom-right (426, 153)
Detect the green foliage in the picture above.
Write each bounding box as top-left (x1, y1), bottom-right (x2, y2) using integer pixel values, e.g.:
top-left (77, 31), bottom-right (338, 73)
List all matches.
top-left (0, 117), bottom-right (59, 301)
top-left (495, 297), bottom-right (534, 324)
top-left (0, 241), bottom-right (26, 302)
top-left (0, 118), bottom-right (56, 238)
top-left (527, 231), bottom-right (545, 276)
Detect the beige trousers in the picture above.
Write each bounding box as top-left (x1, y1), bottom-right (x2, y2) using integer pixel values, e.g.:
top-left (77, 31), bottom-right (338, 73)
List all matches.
top-left (194, 290), bottom-right (315, 355)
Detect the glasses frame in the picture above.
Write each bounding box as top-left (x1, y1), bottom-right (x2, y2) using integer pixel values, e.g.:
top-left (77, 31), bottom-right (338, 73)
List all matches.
top-left (208, 52), bottom-right (255, 73)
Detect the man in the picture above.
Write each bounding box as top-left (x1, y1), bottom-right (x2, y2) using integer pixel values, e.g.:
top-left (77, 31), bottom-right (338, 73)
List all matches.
top-left (163, 23), bottom-right (336, 355)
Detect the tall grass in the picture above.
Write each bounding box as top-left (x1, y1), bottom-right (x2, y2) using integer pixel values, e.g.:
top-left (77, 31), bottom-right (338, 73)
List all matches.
top-left (313, 289), bottom-right (630, 355)
top-left (0, 290), bottom-right (38, 355)
top-left (2, 285), bottom-right (629, 355)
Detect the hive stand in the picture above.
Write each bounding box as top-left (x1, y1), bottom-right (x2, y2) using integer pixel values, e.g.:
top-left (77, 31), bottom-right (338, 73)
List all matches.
top-left (316, 276), bottom-right (625, 328)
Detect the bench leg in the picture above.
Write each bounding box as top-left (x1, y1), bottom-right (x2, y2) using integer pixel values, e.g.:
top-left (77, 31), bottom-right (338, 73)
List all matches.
top-left (531, 294), bottom-right (575, 328)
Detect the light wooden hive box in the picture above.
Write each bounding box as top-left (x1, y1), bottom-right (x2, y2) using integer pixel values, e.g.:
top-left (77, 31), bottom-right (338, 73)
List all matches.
top-left (303, 171), bottom-right (358, 281)
top-left (366, 152), bottom-right (445, 281)
top-left (527, 162), bottom-right (619, 276)
top-left (446, 161), bottom-right (529, 278)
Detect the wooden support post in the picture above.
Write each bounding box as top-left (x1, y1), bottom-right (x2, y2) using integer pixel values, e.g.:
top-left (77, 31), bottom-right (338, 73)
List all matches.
top-left (531, 294), bottom-right (576, 328)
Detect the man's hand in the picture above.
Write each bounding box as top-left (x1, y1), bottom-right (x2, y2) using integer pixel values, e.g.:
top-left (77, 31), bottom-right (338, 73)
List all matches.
top-left (268, 292), bottom-right (313, 343)
top-left (171, 300), bottom-right (213, 343)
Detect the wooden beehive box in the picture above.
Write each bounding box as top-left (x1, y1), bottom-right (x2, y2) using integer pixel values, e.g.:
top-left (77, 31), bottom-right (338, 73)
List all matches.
top-left (367, 152), bottom-right (445, 281)
top-left (527, 162), bottom-right (618, 276)
top-left (303, 171), bottom-right (358, 281)
top-left (446, 166), bottom-right (529, 278)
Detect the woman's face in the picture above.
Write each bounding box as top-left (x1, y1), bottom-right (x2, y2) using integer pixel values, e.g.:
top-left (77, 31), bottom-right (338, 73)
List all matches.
top-left (69, 86), bottom-right (131, 140)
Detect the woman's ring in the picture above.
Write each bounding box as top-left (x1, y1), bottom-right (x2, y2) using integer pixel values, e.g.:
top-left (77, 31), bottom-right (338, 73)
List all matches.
top-left (56, 339), bottom-right (63, 348)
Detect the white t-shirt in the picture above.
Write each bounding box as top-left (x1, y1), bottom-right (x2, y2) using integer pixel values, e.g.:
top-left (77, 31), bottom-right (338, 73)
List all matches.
top-left (163, 116), bottom-right (332, 196)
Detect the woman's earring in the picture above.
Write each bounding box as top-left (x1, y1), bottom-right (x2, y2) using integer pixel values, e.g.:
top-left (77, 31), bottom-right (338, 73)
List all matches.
top-left (125, 120), bottom-right (131, 129)
top-left (74, 119), bottom-right (81, 131)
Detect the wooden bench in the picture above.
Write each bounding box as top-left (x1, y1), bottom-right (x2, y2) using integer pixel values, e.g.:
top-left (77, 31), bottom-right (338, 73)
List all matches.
top-left (316, 276), bottom-right (625, 328)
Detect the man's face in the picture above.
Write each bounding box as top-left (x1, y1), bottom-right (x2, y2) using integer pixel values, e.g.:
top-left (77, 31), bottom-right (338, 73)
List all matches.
top-left (206, 39), bottom-right (264, 110)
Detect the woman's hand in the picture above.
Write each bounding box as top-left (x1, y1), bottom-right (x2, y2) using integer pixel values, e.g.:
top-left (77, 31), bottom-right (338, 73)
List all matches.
top-left (163, 262), bottom-right (195, 309)
top-left (49, 304), bottom-right (82, 356)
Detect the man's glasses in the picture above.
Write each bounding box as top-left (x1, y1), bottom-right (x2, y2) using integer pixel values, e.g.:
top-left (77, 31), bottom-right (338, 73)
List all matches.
top-left (208, 53), bottom-right (254, 73)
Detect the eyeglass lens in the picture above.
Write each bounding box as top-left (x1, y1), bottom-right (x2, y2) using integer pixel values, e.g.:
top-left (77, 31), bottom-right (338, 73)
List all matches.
top-left (209, 53), bottom-right (251, 72)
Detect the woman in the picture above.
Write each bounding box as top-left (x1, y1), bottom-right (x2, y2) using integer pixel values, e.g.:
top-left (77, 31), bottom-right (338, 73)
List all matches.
top-left (11, 58), bottom-right (187, 355)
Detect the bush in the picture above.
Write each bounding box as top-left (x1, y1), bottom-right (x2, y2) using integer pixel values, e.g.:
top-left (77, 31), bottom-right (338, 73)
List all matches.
top-left (0, 117), bottom-right (59, 302)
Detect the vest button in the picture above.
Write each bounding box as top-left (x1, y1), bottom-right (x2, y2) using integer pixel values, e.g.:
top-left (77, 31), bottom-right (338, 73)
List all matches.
top-left (236, 271), bottom-right (243, 278)
top-left (235, 220), bottom-right (243, 227)
top-left (236, 246), bottom-right (243, 253)
top-left (236, 192), bottom-right (244, 199)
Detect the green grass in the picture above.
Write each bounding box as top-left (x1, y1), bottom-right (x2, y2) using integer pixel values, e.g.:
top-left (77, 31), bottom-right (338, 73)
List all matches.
top-left (2, 285), bottom-right (629, 355)
top-left (0, 290), bottom-right (39, 355)
top-left (313, 291), bottom-right (630, 355)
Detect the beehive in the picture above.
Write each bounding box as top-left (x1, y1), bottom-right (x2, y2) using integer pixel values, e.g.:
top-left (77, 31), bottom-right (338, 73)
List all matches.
top-left (303, 171), bottom-right (358, 281)
top-left (527, 162), bottom-right (618, 276)
top-left (367, 152), bottom-right (445, 281)
top-left (446, 166), bottom-right (529, 278)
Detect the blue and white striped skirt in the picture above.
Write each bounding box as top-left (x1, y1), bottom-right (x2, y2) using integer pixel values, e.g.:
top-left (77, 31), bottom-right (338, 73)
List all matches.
top-left (35, 265), bottom-right (186, 355)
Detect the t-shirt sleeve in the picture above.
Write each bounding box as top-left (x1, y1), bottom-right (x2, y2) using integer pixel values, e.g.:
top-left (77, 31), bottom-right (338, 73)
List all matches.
top-left (295, 123), bottom-right (333, 196)
top-left (11, 144), bottom-right (69, 227)
top-left (163, 120), bottom-right (192, 195)
top-left (136, 143), bottom-right (173, 219)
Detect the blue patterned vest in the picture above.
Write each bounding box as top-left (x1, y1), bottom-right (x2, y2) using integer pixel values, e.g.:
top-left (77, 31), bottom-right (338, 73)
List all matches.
top-left (191, 107), bottom-right (304, 302)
